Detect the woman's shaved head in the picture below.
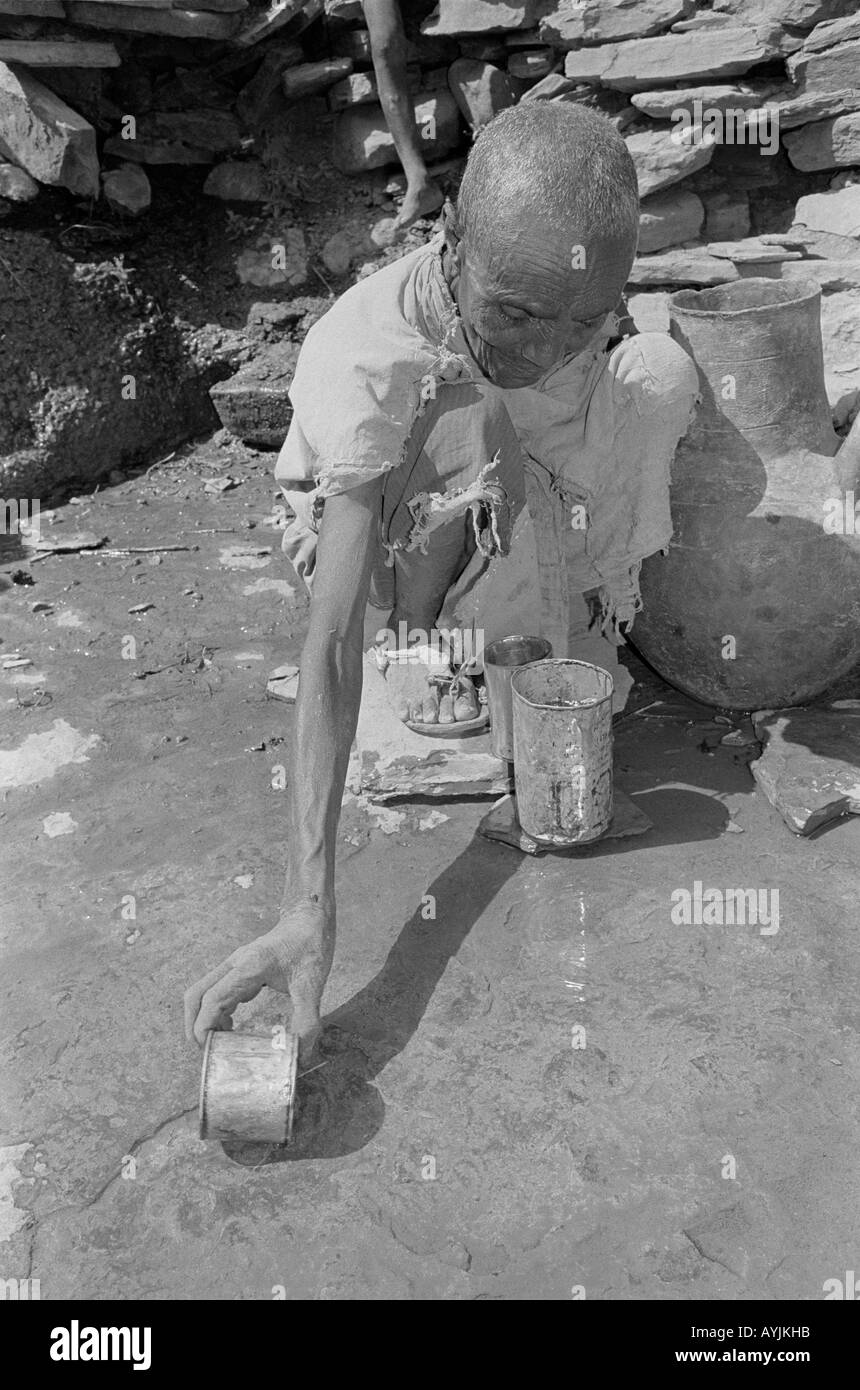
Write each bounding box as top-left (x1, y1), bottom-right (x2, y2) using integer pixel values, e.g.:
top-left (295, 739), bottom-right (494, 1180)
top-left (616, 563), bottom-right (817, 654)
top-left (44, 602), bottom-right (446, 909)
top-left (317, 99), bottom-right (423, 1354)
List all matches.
top-left (444, 102), bottom-right (640, 389)
top-left (456, 101), bottom-right (640, 260)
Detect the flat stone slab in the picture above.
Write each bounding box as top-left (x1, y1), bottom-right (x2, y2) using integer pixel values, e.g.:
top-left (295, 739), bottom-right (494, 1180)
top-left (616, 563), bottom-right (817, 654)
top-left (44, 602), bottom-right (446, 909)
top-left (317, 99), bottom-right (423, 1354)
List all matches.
top-left (478, 786), bottom-right (653, 856)
top-left (751, 703), bottom-right (860, 835)
top-left (209, 343), bottom-right (299, 448)
top-left (348, 653), bottom-right (512, 801)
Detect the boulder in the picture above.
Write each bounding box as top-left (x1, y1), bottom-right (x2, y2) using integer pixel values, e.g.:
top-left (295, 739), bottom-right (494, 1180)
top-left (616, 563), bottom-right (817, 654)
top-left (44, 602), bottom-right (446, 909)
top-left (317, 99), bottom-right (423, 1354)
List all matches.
top-left (0, 158), bottom-right (37, 199)
top-left (332, 89), bottom-right (461, 174)
top-left (203, 160), bottom-right (267, 200)
top-left (101, 161), bottom-right (151, 215)
top-left (541, 0), bottom-right (690, 48)
top-left (320, 229), bottom-right (356, 276)
top-left (625, 124), bottom-right (715, 197)
top-left (447, 58), bottom-right (517, 131)
top-left (638, 189), bottom-right (703, 253)
top-left (421, 1), bottom-right (539, 36)
top-left (0, 61), bottom-right (98, 196)
top-left (785, 113), bottom-right (860, 171)
top-left (795, 185), bottom-right (860, 238)
top-left (565, 28), bottom-right (778, 91)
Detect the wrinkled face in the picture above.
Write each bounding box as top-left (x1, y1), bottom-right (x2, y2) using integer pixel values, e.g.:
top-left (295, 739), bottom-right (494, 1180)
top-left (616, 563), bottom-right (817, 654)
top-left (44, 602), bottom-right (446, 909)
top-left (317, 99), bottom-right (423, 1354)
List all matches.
top-left (449, 211), bottom-right (635, 390)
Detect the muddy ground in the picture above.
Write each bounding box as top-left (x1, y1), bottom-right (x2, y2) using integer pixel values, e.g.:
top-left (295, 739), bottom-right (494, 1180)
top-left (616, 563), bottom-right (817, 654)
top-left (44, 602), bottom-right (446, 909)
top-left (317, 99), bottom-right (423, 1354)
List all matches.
top-left (1, 439), bottom-right (858, 1301)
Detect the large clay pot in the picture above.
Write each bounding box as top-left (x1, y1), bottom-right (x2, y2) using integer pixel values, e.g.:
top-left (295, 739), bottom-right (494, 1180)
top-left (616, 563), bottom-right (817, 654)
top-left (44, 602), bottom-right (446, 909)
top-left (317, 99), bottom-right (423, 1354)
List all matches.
top-left (633, 278), bottom-right (860, 710)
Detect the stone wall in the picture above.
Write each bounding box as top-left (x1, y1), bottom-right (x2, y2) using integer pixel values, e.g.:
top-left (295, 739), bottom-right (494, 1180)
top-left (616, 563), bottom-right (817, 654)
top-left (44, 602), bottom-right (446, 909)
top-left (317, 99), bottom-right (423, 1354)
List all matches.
top-left (2, 0), bottom-right (859, 424)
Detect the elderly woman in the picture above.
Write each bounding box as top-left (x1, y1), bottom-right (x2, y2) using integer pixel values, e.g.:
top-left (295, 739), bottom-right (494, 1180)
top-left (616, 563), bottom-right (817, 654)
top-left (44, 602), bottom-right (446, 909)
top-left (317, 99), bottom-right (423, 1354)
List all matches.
top-left (185, 102), bottom-right (698, 1052)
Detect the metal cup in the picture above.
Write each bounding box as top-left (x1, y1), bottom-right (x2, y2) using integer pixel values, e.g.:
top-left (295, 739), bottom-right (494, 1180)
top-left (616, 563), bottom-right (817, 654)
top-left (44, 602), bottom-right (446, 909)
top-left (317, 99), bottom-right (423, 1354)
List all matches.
top-left (483, 635), bottom-right (553, 761)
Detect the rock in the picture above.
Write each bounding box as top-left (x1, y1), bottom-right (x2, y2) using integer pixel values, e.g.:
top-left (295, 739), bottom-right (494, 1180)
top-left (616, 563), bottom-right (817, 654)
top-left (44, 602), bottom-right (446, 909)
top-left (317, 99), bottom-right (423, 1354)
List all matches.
top-left (246, 300), bottom-right (305, 330)
top-left (541, 0), bottom-right (691, 48)
top-left (320, 228), bottom-right (356, 275)
top-left (796, 10), bottom-right (860, 49)
top-left (0, 1), bottom-right (64, 14)
top-left (234, 0), bottom-right (309, 46)
top-left (0, 39), bottom-right (120, 65)
top-left (631, 82), bottom-right (774, 120)
top-left (565, 28), bottom-right (777, 91)
top-left (478, 785), bottom-right (652, 854)
top-left (761, 84), bottom-right (860, 130)
top-left (760, 226), bottom-right (860, 259)
top-left (788, 36), bottom-right (860, 91)
top-left (751, 705), bottom-right (860, 835)
top-left (328, 71), bottom-right (378, 109)
top-left (421, 1), bottom-right (538, 35)
top-left (779, 258), bottom-right (860, 290)
top-left (626, 124), bottom-right (715, 197)
top-left (506, 48), bottom-right (554, 80)
top-left (627, 290), bottom-right (670, 333)
top-left (704, 189), bottom-right (750, 240)
top-left (235, 42), bottom-right (304, 128)
top-left (105, 109), bottom-right (242, 164)
top-left (209, 342), bottom-right (300, 447)
top-left (795, 186), bottom-right (860, 238)
top-left (712, 0), bottom-right (858, 27)
top-left (67, 4), bottom-right (241, 38)
top-left (520, 72), bottom-right (583, 102)
top-left (283, 58), bottom-right (353, 100)
top-left (0, 61), bottom-right (98, 196)
top-left (447, 58), bottom-right (517, 131)
top-left (235, 228), bottom-right (307, 288)
top-left (65, 5), bottom-right (240, 37)
top-left (785, 113), bottom-right (860, 171)
top-left (101, 161), bottom-right (151, 215)
top-left (629, 250), bottom-right (738, 286)
top-left (332, 89), bottom-right (461, 175)
top-left (0, 159), bottom-right (37, 200)
top-left (203, 160), bottom-right (267, 200)
top-left (638, 189), bottom-right (703, 253)
top-left (330, 26), bottom-right (372, 63)
top-left (707, 238), bottom-right (802, 263)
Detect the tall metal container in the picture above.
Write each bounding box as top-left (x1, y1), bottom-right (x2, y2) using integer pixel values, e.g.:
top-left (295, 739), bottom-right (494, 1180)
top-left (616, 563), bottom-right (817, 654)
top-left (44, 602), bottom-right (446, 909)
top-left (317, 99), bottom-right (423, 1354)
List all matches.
top-left (483, 635), bottom-right (553, 760)
top-left (511, 659), bottom-right (614, 845)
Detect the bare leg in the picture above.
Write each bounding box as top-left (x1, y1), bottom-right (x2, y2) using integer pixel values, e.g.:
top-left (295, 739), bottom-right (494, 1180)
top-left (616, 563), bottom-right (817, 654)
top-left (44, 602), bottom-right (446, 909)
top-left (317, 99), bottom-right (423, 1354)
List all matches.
top-left (363, 0), bottom-right (443, 228)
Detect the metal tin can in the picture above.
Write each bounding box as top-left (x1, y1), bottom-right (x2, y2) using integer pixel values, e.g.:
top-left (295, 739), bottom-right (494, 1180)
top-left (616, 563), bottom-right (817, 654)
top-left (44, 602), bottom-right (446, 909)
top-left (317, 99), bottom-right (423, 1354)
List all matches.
top-left (483, 635), bottom-right (553, 761)
top-left (199, 1026), bottom-right (299, 1144)
top-left (511, 659), bottom-right (614, 845)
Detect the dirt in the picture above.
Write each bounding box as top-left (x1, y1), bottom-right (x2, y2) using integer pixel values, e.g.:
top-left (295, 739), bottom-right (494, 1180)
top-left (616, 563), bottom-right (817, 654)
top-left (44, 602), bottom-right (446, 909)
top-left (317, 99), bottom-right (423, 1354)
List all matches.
top-left (0, 104), bottom-right (459, 501)
top-left (0, 442), bottom-right (858, 1300)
